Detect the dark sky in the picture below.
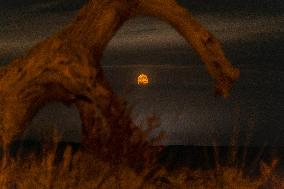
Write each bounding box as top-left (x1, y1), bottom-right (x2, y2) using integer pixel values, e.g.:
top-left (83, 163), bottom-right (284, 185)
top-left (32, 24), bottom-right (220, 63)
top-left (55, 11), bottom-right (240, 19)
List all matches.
top-left (0, 0), bottom-right (283, 145)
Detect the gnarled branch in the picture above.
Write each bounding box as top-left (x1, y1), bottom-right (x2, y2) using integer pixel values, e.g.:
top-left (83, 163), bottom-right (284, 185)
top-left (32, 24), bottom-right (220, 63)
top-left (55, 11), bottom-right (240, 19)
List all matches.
top-left (0, 0), bottom-right (239, 167)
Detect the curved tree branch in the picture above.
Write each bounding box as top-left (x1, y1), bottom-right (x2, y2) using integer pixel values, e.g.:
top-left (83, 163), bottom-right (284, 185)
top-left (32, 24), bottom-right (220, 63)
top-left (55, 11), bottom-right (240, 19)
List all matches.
top-left (0, 0), bottom-right (239, 167)
top-left (137, 0), bottom-right (240, 97)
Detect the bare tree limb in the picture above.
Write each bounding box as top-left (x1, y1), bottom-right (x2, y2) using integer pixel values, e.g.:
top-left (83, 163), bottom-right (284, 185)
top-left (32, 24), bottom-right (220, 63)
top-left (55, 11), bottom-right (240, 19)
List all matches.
top-left (0, 0), bottom-right (239, 168)
top-left (137, 0), bottom-right (240, 97)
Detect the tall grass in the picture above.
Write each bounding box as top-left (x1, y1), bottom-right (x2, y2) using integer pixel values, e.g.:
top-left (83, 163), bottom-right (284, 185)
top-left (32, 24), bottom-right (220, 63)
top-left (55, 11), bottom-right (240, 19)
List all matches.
top-left (0, 111), bottom-right (283, 189)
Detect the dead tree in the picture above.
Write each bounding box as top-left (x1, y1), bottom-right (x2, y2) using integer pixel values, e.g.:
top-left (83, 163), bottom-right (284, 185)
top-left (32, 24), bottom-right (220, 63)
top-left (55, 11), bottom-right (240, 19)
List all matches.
top-left (0, 0), bottom-right (239, 167)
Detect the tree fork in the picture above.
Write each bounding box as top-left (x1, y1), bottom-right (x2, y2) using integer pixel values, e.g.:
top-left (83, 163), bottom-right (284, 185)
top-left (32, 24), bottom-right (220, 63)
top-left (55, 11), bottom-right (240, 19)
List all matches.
top-left (0, 0), bottom-right (239, 168)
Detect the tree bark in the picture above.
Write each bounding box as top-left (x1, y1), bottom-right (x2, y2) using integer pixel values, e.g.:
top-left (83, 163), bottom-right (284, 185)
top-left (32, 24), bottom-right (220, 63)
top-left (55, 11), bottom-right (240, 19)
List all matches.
top-left (0, 0), bottom-right (239, 167)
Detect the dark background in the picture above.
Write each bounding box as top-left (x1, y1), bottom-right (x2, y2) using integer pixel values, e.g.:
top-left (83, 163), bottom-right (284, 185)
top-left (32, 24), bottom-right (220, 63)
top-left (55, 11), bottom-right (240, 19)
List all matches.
top-left (0, 0), bottom-right (283, 146)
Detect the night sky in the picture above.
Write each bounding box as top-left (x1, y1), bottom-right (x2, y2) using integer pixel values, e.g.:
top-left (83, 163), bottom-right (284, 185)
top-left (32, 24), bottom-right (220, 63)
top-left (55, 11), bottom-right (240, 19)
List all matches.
top-left (0, 0), bottom-right (283, 146)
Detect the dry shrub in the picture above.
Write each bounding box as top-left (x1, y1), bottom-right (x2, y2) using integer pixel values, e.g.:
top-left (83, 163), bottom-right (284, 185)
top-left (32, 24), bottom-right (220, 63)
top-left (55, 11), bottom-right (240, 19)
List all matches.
top-left (83, 105), bottom-right (165, 172)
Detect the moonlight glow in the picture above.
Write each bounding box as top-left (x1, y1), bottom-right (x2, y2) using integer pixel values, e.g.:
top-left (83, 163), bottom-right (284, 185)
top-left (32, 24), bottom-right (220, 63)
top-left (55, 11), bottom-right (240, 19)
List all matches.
top-left (137, 73), bottom-right (149, 85)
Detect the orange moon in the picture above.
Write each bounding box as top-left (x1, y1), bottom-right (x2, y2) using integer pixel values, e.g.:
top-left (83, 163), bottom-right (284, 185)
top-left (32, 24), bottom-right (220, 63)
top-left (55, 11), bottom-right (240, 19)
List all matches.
top-left (137, 73), bottom-right (149, 85)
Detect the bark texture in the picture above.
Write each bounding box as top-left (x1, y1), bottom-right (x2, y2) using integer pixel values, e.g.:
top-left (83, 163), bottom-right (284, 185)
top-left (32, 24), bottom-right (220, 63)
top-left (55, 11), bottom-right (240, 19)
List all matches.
top-left (0, 0), bottom-right (239, 165)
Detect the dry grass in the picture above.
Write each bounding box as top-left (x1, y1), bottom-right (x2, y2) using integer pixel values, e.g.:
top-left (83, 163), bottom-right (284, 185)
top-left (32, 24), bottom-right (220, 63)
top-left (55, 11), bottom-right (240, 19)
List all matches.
top-left (1, 145), bottom-right (283, 189)
top-left (0, 113), bottom-right (283, 189)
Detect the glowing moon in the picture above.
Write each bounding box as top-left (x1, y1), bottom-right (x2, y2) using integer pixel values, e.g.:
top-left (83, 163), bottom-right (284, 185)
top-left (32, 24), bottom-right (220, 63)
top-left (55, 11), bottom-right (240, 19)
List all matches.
top-left (137, 73), bottom-right (149, 85)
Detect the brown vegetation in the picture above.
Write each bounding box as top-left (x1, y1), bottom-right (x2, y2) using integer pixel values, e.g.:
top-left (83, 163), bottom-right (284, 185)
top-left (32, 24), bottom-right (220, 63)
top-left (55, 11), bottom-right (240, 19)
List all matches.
top-left (0, 117), bottom-right (283, 189)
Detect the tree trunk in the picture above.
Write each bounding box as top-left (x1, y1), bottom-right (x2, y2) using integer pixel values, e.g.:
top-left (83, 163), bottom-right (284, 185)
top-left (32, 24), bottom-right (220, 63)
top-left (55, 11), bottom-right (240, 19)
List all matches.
top-left (0, 0), bottom-right (239, 167)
